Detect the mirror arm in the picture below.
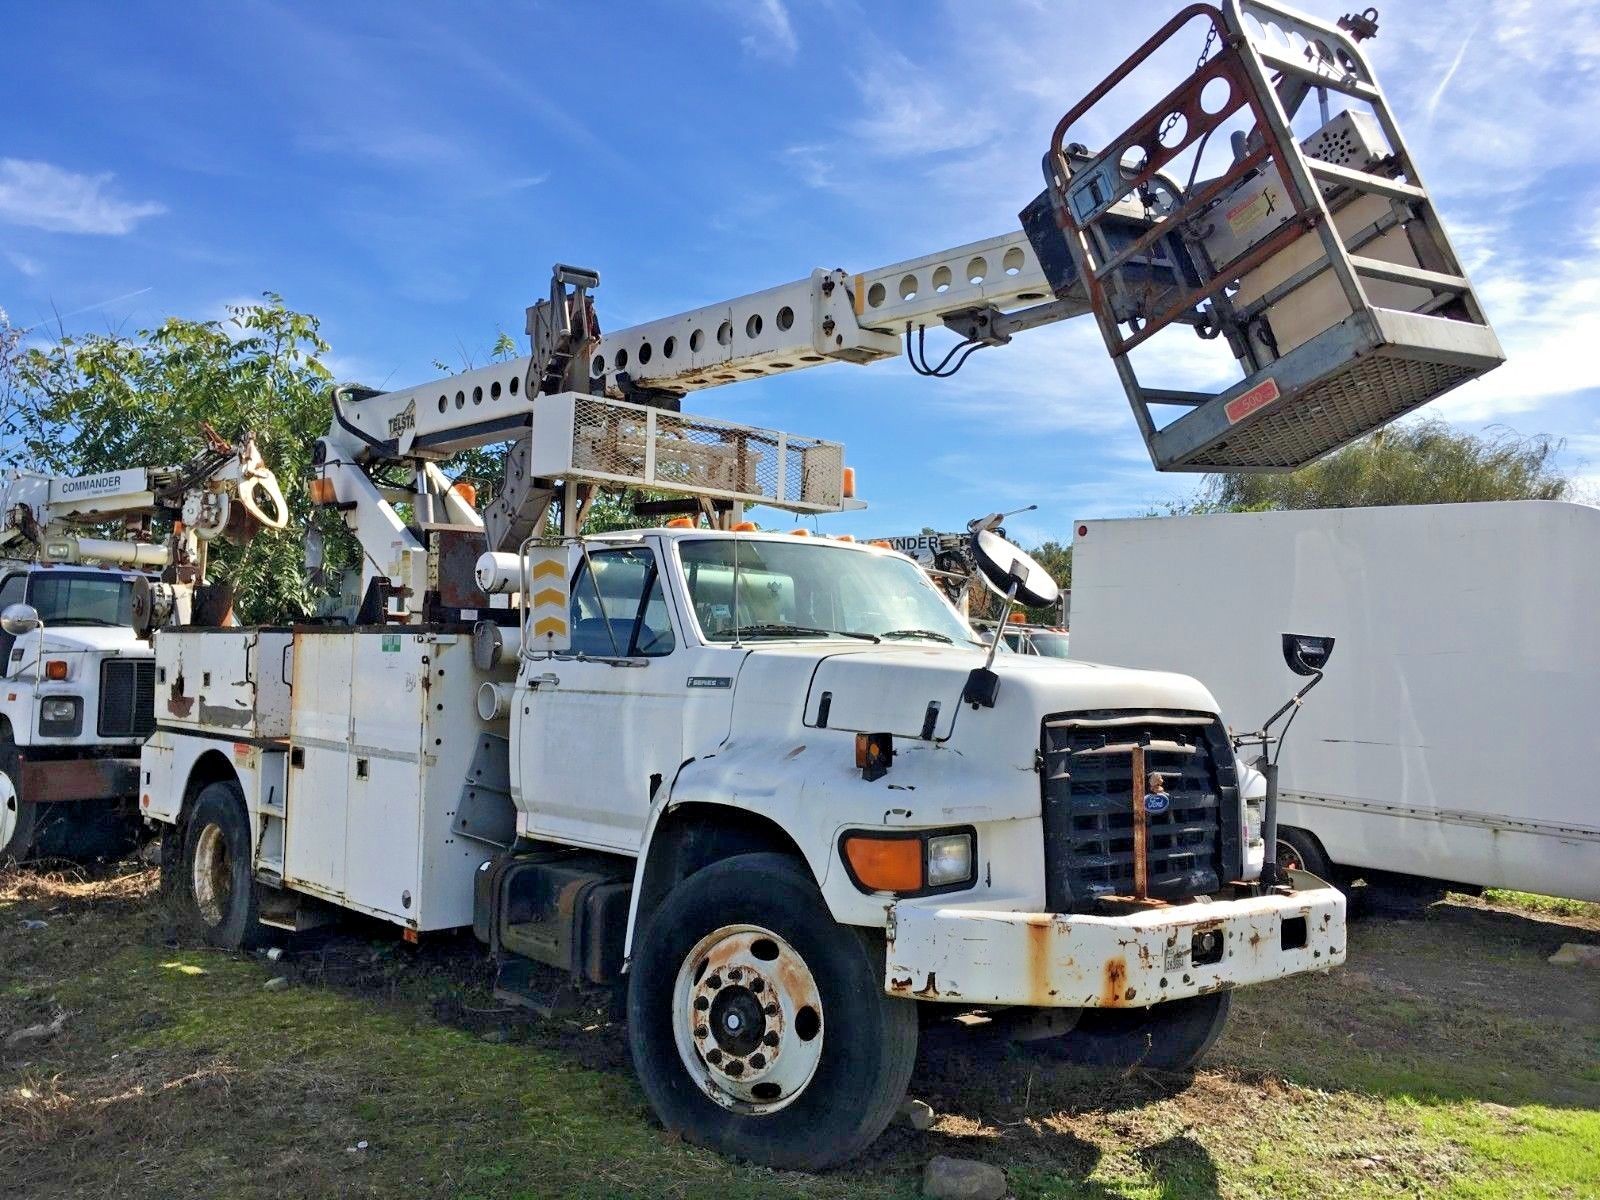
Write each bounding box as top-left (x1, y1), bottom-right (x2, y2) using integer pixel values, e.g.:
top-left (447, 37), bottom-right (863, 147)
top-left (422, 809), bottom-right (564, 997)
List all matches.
top-left (982, 579), bottom-right (1020, 673)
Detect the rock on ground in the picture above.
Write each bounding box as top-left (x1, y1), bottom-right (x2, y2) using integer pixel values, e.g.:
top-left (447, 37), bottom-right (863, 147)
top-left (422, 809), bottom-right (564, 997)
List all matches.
top-left (1548, 942), bottom-right (1600, 967)
top-left (922, 1155), bottom-right (1007, 1200)
top-left (899, 1097), bottom-right (936, 1131)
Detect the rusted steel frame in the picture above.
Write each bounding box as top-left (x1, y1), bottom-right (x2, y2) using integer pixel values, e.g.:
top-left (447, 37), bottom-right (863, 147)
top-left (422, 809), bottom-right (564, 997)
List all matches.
top-left (1050, 4), bottom-right (1226, 155)
top-left (1130, 743), bottom-right (1149, 900)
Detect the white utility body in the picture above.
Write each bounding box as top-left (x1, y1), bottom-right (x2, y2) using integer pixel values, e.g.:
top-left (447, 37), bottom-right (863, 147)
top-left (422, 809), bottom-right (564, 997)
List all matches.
top-left (0, 435), bottom-right (285, 861)
top-left (140, 1), bottom-right (1503, 1169)
top-left (1069, 502), bottom-right (1600, 903)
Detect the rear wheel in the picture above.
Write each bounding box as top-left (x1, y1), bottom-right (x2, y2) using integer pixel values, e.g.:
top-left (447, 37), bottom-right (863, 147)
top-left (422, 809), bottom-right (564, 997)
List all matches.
top-left (1276, 825), bottom-right (1335, 881)
top-left (627, 852), bottom-right (917, 1170)
top-left (177, 781), bottom-right (263, 950)
top-left (1019, 992), bottom-right (1232, 1072)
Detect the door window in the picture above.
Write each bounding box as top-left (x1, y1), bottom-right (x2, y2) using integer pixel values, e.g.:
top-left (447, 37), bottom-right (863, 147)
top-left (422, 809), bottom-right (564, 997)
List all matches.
top-left (569, 548), bottom-right (675, 658)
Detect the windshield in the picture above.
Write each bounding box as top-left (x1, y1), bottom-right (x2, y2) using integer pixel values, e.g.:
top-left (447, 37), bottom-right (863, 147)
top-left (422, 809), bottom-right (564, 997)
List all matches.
top-left (27, 573), bottom-right (136, 627)
top-left (677, 538), bottom-right (982, 646)
top-left (1030, 631), bottom-right (1071, 658)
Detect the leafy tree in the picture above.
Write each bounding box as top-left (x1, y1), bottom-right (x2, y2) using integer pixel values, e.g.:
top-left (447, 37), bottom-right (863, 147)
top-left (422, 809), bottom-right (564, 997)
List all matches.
top-left (1203, 419), bottom-right (1570, 512)
top-left (12, 295), bottom-right (352, 622)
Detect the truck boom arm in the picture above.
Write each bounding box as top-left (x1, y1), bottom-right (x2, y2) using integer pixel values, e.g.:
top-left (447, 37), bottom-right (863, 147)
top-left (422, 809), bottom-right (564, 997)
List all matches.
top-left (313, 0), bottom-right (1505, 622)
top-left (0, 429), bottom-right (288, 574)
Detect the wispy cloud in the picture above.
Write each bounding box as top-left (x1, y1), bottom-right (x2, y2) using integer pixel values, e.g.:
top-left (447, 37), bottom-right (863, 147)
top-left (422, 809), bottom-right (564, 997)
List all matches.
top-left (715, 0), bottom-right (798, 63)
top-left (5, 251), bottom-right (41, 278)
top-left (0, 159), bottom-right (166, 235)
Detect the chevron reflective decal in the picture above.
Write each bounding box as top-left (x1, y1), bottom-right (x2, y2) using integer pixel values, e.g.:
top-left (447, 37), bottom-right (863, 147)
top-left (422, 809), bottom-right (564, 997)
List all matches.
top-left (524, 547), bottom-right (570, 652)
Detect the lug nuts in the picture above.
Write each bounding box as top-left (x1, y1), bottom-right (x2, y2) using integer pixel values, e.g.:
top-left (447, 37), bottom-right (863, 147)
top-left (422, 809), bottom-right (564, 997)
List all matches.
top-left (693, 996), bottom-right (709, 1011)
top-left (749, 978), bottom-right (764, 993)
top-left (727, 967), bottom-right (743, 981)
top-left (706, 974), bottom-right (722, 989)
top-left (694, 1025), bottom-right (709, 1040)
top-left (764, 1003), bottom-right (779, 1016)
top-left (749, 1053), bottom-right (766, 1069)
top-left (762, 1031), bottom-right (779, 1047)
top-left (707, 1049), bottom-right (723, 1064)
top-left (725, 1060), bottom-right (744, 1077)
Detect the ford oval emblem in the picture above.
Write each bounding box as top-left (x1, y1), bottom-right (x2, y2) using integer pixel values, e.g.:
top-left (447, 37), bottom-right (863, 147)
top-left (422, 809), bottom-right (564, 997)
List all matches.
top-left (1143, 792), bottom-right (1170, 815)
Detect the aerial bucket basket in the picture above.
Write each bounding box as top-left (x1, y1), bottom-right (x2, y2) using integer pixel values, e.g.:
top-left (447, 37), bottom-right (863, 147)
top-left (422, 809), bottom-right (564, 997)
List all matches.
top-left (1023, 0), bottom-right (1503, 472)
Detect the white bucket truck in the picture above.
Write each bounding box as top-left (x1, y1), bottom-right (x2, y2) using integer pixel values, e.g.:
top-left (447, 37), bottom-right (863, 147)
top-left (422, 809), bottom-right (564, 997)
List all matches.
top-left (0, 434), bottom-right (285, 860)
top-left (138, 0), bottom-right (1514, 1164)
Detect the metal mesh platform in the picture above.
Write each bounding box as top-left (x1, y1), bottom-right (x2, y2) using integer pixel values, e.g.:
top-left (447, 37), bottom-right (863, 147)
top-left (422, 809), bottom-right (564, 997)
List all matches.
top-left (533, 392), bottom-right (846, 513)
top-left (1177, 353), bottom-right (1478, 471)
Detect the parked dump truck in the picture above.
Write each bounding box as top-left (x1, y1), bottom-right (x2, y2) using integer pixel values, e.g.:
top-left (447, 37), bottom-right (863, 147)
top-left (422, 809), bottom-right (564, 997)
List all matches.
top-left (140, 0), bottom-right (1501, 1167)
top-left (1069, 502), bottom-right (1600, 904)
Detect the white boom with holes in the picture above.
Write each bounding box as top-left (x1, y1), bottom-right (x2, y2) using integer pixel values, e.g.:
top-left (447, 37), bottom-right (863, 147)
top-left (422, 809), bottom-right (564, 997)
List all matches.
top-left (140, 1), bottom-right (1505, 1169)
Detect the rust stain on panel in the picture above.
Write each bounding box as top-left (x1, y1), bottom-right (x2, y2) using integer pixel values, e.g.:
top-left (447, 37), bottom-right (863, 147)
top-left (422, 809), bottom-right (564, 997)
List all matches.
top-left (1101, 956), bottom-right (1128, 1006)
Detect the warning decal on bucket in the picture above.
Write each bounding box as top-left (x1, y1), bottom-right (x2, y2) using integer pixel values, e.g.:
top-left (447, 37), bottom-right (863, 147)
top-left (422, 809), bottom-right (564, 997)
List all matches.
top-left (1224, 378), bottom-right (1281, 425)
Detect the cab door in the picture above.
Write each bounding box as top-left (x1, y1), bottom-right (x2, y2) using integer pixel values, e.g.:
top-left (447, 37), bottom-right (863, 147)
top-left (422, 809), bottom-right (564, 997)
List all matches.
top-left (515, 545), bottom-right (686, 852)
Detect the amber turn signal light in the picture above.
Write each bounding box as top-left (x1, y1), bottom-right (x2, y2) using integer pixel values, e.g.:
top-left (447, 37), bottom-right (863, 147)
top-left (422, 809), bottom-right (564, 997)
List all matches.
top-left (44, 660), bottom-right (68, 681)
top-left (307, 477), bottom-right (335, 505)
top-left (854, 731), bottom-right (893, 781)
top-left (841, 835), bottom-right (923, 893)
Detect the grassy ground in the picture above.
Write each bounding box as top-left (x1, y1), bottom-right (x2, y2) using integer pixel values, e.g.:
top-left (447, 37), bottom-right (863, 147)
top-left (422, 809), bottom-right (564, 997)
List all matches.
top-left (2, 867), bottom-right (1596, 1200)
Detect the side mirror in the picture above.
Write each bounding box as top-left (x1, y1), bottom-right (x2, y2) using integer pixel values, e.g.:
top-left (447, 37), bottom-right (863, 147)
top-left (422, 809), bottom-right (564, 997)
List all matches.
top-left (969, 529), bottom-right (1060, 608)
top-left (1, 603), bottom-right (41, 636)
top-left (1282, 633), bottom-right (1334, 677)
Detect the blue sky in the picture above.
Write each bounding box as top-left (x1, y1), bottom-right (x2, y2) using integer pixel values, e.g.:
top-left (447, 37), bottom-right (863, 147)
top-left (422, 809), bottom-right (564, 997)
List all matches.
top-left (3, 0), bottom-right (1597, 548)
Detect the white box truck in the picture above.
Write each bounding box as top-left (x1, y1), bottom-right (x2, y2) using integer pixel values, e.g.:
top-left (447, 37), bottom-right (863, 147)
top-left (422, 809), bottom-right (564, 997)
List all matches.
top-left (1069, 501), bottom-right (1600, 904)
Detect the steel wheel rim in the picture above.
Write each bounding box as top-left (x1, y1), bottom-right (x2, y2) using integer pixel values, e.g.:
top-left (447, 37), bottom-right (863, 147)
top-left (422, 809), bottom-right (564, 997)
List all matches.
top-left (671, 923), bottom-right (824, 1114)
top-left (192, 823), bottom-right (231, 926)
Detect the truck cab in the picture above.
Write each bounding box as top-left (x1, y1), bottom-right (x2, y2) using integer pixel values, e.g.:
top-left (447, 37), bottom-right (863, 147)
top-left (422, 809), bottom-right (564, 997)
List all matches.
top-left (0, 562), bottom-right (155, 861)
top-left (143, 527), bottom-right (1343, 1169)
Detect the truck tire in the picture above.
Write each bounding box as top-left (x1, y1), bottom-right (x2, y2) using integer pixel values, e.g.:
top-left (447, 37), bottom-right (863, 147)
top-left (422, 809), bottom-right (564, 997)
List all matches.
top-left (626, 852), bottom-right (918, 1170)
top-left (0, 733), bottom-right (34, 864)
top-left (1020, 991), bottom-right (1232, 1072)
top-left (1275, 825), bottom-right (1335, 881)
top-left (177, 781), bottom-right (263, 950)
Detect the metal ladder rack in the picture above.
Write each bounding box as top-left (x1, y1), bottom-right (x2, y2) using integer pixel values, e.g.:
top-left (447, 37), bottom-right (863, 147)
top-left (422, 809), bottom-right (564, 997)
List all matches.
top-left (1038, 0), bottom-right (1503, 472)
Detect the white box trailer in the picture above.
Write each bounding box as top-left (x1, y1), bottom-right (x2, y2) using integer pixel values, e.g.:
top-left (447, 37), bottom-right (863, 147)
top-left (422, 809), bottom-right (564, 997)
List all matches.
top-left (1069, 501), bottom-right (1600, 903)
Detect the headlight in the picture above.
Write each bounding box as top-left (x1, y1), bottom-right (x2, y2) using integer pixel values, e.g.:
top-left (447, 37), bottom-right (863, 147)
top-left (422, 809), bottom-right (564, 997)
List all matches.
top-left (840, 827), bottom-right (977, 894)
top-left (39, 696), bottom-right (83, 736)
top-left (925, 833), bottom-right (975, 887)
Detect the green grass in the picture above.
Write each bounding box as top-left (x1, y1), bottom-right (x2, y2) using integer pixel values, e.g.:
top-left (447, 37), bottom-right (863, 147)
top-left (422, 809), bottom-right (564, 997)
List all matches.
top-left (1479, 890), bottom-right (1600, 923)
top-left (3, 866), bottom-right (1597, 1199)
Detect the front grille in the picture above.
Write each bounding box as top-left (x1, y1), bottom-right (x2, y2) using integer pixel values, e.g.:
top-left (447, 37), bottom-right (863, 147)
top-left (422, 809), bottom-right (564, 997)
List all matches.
top-left (1040, 709), bottom-right (1240, 911)
top-left (98, 658), bottom-right (156, 739)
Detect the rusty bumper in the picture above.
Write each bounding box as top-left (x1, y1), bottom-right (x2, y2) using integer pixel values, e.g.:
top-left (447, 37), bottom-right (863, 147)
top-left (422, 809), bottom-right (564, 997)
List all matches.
top-left (884, 869), bottom-right (1345, 1009)
top-left (21, 756), bottom-right (141, 804)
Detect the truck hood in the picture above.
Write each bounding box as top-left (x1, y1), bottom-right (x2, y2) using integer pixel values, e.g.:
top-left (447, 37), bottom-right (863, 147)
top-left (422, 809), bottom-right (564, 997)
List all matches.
top-left (741, 642), bottom-right (1221, 742)
top-left (35, 626), bottom-right (148, 655)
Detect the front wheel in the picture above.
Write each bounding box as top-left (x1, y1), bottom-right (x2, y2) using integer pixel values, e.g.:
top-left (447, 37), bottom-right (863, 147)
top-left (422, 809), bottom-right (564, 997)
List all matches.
top-left (626, 852), bottom-right (918, 1170)
top-left (1019, 991), bottom-right (1232, 1072)
top-left (176, 781), bottom-right (263, 950)
top-left (0, 735), bottom-right (35, 864)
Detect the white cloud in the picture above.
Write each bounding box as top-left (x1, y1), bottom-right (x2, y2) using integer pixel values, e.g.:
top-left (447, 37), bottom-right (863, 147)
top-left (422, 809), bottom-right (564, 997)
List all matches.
top-left (5, 251), bottom-right (41, 278)
top-left (713, 0), bottom-right (798, 63)
top-left (0, 159), bottom-right (165, 235)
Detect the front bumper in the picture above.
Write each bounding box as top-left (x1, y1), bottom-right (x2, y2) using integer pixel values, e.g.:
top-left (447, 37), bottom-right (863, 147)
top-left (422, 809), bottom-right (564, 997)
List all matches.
top-left (20, 754), bottom-right (141, 803)
top-left (884, 869), bottom-right (1345, 1009)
